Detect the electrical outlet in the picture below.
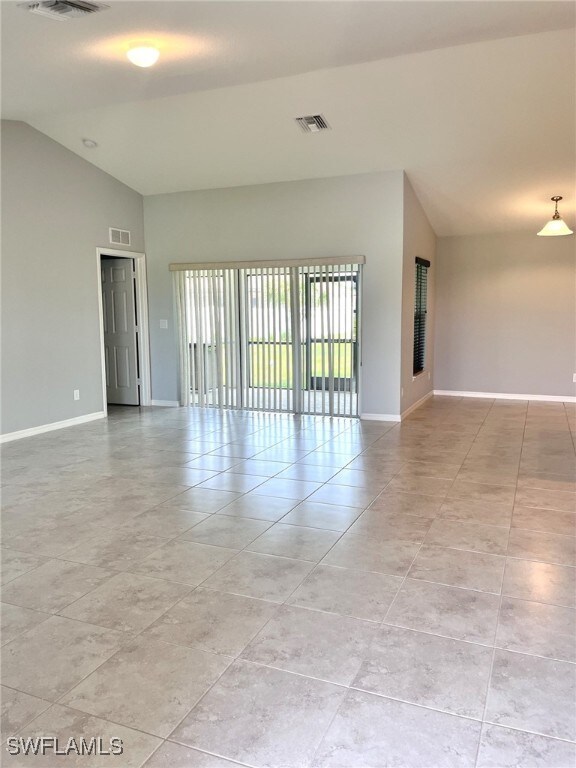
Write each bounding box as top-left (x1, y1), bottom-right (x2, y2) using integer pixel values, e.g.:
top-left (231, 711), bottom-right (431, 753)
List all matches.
top-left (573, 373), bottom-right (576, 384)
top-left (73, 390), bottom-right (80, 400)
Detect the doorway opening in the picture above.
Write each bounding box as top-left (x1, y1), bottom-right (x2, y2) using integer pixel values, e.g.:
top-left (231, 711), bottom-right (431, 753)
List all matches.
top-left (173, 259), bottom-right (362, 417)
top-left (96, 248), bottom-right (151, 412)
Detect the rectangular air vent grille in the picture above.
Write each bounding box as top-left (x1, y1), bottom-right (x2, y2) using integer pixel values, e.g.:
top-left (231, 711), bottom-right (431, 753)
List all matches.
top-left (109, 228), bottom-right (131, 246)
top-left (295, 114), bottom-right (331, 133)
top-left (19, 1), bottom-right (109, 20)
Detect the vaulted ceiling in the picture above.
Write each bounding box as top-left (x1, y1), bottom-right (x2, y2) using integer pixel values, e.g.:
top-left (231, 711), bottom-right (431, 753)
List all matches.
top-left (2, 1), bottom-right (575, 235)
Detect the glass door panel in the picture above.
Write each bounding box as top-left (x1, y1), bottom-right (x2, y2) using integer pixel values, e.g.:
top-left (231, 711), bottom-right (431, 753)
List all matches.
top-left (306, 273), bottom-right (357, 392)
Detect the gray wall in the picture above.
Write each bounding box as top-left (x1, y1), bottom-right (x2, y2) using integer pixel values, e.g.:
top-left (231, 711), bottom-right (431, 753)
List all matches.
top-left (1, 121), bottom-right (145, 435)
top-left (435, 231), bottom-right (576, 397)
top-left (401, 175), bottom-right (437, 413)
top-left (144, 171), bottom-right (405, 416)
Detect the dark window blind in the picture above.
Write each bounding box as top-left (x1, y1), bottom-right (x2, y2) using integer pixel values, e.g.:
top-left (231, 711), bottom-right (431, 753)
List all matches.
top-left (413, 258), bottom-right (430, 375)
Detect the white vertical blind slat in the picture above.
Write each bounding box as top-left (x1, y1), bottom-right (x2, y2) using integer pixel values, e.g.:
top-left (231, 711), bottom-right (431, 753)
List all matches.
top-left (342, 265), bottom-right (348, 417)
top-left (187, 274), bottom-right (197, 404)
top-left (335, 268), bottom-right (342, 417)
top-left (243, 270), bottom-right (250, 410)
top-left (266, 267), bottom-right (272, 413)
top-left (210, 272), bottom-right (218, 406)
top-left (196, 274), bottom-right (207, 407)
top-left (271, 268), bottom-right (276, 412)
top-left (256, 270), bottom-right (263, 413)
top-left (228, 270), bottom-right (237, 408)
top-left (283, 268), bottom-right (292, 413)
top-left (212, 272), bottom-right (224, 408)
top-left (192, 273), bottom-right (203, 405)
top-left (326, 265), bottom-right (334, 417)
top-left (328, 265), bottom-right (335, 417)
top-left (222, 270), bottom-right (230, 407)
top-left (354, 264), bottom-right (362, 418)
top-left (203, 272), bottom-right (212, 406)
top-left (347, 264), bottom-right (352, 418)
top-left (305, 269), bottom-right (310, 416)
top-left (349, 263), bottom-right (354, 416)
top-left (290, 267), bottom-right (302, 415)
top-left (319, 265), bottom-right (326, 416)
top-left (209, 272), bottom-right (215, 405)
top-left (173, 271), bottom-right (189, 406)
top-left (238, 270), bottom-right (248, 410)
top-left (274, 269), bottom-right (284, 411)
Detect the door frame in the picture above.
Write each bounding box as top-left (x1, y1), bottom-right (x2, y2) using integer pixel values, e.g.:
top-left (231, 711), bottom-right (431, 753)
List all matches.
top-left (96, 248), bottom-right (152, 413)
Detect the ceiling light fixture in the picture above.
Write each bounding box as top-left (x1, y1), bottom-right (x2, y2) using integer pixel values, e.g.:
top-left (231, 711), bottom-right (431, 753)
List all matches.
top-left (82, 138), bottom-right (98, 148)
top-left (537, 196), bottom-right (573, 237)
top-left (126, 45), bottom-right (160, 68)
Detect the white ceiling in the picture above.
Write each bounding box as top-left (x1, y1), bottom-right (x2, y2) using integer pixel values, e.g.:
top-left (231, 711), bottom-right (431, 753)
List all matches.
top-left (2, 1), bottom-right (575, 235)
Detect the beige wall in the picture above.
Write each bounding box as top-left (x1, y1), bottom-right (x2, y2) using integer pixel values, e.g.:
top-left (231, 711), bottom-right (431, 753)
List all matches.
top-left (401, 175), bottom-right (437, 413)
top-left (434, 231), bottom-right (576, 398)
top-left (144, 171), bottom-right (406, 416)
top-left (1, 121), bottom-right (145, 435)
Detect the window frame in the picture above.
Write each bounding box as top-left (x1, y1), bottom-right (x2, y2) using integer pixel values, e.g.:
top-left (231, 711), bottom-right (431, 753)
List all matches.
top-left (413, 257), bottom-right (430, 377)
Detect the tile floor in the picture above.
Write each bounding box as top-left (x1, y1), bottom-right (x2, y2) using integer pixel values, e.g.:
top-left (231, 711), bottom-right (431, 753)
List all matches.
top-left (1, 396), bottom-right (575, 767)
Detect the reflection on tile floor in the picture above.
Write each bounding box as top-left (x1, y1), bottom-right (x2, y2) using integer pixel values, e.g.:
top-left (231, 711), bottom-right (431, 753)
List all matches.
top-left (1, 396), bottom-right (575, 767)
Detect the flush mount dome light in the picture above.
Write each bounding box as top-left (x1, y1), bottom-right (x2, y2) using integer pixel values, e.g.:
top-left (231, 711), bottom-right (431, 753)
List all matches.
top-left (126, 45), bottom-right (160, 68)
top-left (537, 196), bottom-right (573, 236)
top-left (82, 138), bottom-right (98, 148)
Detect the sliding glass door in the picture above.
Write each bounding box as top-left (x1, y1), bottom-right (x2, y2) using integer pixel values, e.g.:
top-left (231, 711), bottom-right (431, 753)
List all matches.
top-left (172, 259), bottom-right (362, 417)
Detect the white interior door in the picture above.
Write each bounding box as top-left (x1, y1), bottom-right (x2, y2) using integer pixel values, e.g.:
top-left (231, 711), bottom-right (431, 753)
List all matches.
top-left (101, 257), bottom-right (140, 405)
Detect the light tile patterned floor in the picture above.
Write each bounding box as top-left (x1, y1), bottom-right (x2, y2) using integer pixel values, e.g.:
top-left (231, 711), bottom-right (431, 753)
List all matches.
top-left (1, 396), bottom-right (575, 767)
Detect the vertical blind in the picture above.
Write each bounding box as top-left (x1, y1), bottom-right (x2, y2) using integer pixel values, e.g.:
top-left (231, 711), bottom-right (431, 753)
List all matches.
top-left (171, 258), bottom-right (363, 417)
top-left (413, 257), bottom-right (430, 375)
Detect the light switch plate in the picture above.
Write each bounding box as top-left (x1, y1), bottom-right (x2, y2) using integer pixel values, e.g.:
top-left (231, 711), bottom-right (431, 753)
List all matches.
top-left (160, 319), bottom-right (168, 329)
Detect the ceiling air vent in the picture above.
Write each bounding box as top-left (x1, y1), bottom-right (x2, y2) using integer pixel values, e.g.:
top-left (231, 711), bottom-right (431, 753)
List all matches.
top-left (109, 228), bottom-right (131, 247)
top-left (295, 115), bottom-right (331, 133)
top-left (18, 0), bottom-right (109, 21)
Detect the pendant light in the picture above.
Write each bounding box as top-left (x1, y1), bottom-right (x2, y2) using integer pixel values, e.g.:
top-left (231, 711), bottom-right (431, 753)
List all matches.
top-left (537, 196), bottom-right (573, 236)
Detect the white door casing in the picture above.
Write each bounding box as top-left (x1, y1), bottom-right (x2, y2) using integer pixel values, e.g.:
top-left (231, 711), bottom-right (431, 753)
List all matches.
top-left (97, 248), bottom-right (151, 413)
top-left (101, 257), bottom-right (139, 405)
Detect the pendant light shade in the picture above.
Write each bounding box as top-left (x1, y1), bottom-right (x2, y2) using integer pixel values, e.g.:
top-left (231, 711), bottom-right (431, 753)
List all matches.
top-left (537, 196), bottom-right (573, 236)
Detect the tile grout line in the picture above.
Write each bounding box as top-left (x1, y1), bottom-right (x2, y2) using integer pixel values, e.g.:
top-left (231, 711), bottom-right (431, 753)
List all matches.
top-left (3, 402), bottom-right (575, 767)
top-left (472, 398), bottom-right (527, 768)
top-left (313, 400), bottom-right (492, 767)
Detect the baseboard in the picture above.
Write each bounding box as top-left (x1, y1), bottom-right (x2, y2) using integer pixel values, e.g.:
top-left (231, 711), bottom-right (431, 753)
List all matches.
top-left (401, 391), bottom-right (433, 419)
top-left (0, 411), bottom-right (106, 444)
top-left (433, 390), bottom-right (576, 404)
top-left (151, 400), bottom-right (180, 407)
top-left (360, 413), bottom-right (402, 422)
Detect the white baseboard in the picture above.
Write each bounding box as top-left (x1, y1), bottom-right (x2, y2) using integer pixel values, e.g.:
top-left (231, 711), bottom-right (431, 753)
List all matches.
top-left (360, 392), bottom-right (434, 423)
top-left (151, 400), bottom-right (180, 407)
top-left (401, 391), bottom-right (434, 419)
top-left (360, 413), bottom-right (401, 422)
top-left (433, 390), bottom-right (576, 404)
top-left (0, 411), bottom-right (106, 444)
